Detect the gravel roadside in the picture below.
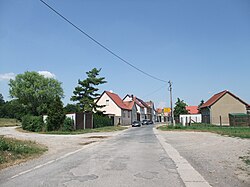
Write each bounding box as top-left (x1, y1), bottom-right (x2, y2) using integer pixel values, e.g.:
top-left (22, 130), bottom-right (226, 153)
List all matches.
top-left (157, 130), bottom-right (250, 187)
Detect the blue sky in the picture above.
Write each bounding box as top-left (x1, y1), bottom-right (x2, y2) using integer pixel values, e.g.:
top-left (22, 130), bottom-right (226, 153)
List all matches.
top-left (1, 0), bottom-right (250, 108)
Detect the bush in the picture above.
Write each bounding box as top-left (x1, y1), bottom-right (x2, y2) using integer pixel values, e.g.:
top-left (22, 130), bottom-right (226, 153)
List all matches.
top-left (46, 96), bottom-right (65, 131)
top-left (93, 113), bottom-right (112, 128)
top-left (62, 117), bottom-right (74, 131)
top-left (21, 115), bottom-right (44, 132)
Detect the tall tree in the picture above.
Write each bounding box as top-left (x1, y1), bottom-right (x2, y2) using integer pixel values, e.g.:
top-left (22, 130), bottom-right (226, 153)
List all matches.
top-left (71, 68), bottom-right (107, 112)
top-left (9, 71), bottom-right (63, 116)
top-left (174, 98), bottom-right (188, 117)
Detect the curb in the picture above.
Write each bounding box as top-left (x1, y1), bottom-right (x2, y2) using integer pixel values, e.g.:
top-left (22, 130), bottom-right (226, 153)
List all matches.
top-left (153, 128), bottom-right (211, 187)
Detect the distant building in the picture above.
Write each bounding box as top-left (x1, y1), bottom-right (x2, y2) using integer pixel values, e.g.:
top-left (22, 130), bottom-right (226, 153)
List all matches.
top-left (199, 90), bottom-right (249, 125)
top-left (186, 106), bottom-right (199, 114)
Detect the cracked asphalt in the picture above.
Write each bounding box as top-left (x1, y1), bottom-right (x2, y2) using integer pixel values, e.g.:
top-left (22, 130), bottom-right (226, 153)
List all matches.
top-left (0, 126), bottom-right (184, 187)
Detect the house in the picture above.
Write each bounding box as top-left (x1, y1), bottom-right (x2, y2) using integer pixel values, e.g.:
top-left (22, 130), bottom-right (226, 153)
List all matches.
top-left (95, 91), bottom-right (136, 126)
top-left (123, 94), bottom-right (146, 121)
top-left (145, 101), bottom-right (156, 121)
top-left (199, 90), bottom-right (249, 125)
top-left (186, 106), bottom-right (199, 114)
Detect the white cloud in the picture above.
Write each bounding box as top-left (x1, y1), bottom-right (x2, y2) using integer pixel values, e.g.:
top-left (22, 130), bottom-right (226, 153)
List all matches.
top-left (38, 71), bottom-right (56, 78)
top-left (0, 72), bottom-right (15, 81)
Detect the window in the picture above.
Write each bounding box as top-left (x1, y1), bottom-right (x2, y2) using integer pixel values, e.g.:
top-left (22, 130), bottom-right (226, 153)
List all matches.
top-left (123, 111), bottom-right (125, 117)
top-left (106, 99), bottom-right (109, 106)
top-left (128, 111), bottom-right (130, 118)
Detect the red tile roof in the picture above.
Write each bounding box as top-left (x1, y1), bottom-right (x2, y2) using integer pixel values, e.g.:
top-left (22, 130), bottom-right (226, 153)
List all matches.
top-left (156, 108), bottom-right (163, 113)
top-left (200, 90), bottom-right (249, 109)
top-left (105, 91), bottom-right (131, 110)
top-left (186, 106), bottom-right (199, 114)
top-left (123, 101), bottom-right (135, 110)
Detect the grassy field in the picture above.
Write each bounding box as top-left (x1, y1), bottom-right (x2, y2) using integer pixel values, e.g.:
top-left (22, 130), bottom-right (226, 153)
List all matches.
top-left (0, 136), bottom-right (47, 170)
top-left (158, 123), bottom-right (250, 138)
top-left (41, 126), bottom-right (128, 135)
top-left (0, 118), bottom-right (21, 127)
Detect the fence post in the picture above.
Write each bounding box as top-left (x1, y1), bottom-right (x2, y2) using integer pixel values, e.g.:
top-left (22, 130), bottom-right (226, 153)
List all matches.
top-left (219, 115), bottom-right (222, 126)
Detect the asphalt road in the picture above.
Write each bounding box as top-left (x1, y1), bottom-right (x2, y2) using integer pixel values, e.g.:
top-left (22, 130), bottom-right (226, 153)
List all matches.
top-left (0, 125), bottom-right (184, 187)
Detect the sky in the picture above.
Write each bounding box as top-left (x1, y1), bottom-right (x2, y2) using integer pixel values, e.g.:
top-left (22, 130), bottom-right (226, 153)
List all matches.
top-left (0, 0), bottom-right (250, 108)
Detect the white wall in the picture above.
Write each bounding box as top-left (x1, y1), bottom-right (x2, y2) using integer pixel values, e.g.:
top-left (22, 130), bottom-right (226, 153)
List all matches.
top-left (180, 114), bottom-right (202, 126)
top-left (96, 92), bottom-right (122, 116)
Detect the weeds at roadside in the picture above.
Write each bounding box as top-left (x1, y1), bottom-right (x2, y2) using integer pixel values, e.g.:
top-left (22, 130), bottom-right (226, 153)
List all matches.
top-left (0, 136), bottom-right (47, 169)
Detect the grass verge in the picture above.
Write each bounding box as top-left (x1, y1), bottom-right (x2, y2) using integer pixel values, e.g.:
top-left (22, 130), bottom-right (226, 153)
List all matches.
top-left (158, 123), bottom-right (250, 138)
top-left (0, 136), bottom-right (47, 170)
top-left (0, 118), bottom-right (20, 127)
top-left (41, 126), bottom-right (128, 135)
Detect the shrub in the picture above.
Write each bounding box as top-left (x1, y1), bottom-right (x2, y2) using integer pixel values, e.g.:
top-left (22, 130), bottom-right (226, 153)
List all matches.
top-left (46, 96), bottom-right (65, 131)
top-left (93, 113), bottom-right (112, 128)
top-left (21, 115), bottom-right (44, 132)
top-left (62, 117), bottom-right (74, 131)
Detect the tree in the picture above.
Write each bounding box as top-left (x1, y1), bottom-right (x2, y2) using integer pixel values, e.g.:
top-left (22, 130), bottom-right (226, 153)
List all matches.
top-left (198, 99), bottom-right (204, 113)
top-left (0, 99), bottom-right (28, 119)
top-left (71, 68), bottom-right (107, 112)
top-left (9, 71), bottom-right (64, 116)
top-left (0, 93), bottom-right (5, 106)
top-left (174, 98), bottom-right (188, 117)
top-left (46, 96), bottom-right (65, 131)
top-left (64, 103), bottom-right (80, 114)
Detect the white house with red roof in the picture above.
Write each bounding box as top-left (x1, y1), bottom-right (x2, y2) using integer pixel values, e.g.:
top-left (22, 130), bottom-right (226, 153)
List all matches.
top-left (95, 91), bottom-right (136, 126)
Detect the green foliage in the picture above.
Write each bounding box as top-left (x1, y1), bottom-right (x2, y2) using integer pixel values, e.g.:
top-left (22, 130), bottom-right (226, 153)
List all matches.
top-left (46, 96), bottom-right (65, 131)
top-left (0, 93), bottom-right (5, 106)
top-left (0, 136), bottom-right (47, 167)
top-left (62, 117), bottom-right (74, 131)
top-left (0, 99), bottom-right (28, 120)
top-left (21, 115), bottom-right (44, 132)
top-left (174, 98), bottom-right (188, 117)
top-left (71, 68), bottom-right (107, 112)
top-left (93, 113), bottom-right (112, 128)
top-left (9, 71), bottom-right (63, 116)
top-left (63, 103), bottom-right (80, 114)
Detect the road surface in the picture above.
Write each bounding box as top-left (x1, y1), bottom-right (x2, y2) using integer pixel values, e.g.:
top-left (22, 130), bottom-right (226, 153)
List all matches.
top-left (1, 125), bottom-right (185, 187)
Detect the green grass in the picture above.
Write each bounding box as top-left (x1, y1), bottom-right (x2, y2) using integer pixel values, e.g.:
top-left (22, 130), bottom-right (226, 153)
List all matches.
top-left (0, 118), bottom-right (21, 127)
top-left (0, 136), bottom-right (47, 169)
top-left (158, 123), bottom-right (250, 138)
top-left (41, 126), bottom-right (128, 135)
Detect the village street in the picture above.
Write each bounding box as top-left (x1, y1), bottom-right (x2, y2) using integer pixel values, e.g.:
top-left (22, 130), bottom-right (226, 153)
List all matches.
top-left (0, 125), bottom-right (249, 187)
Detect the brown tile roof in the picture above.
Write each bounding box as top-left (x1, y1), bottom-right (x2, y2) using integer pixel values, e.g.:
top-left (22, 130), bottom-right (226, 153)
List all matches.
top-left (200, 90), bottom-right (249, 109)
top-left (105, 91), bottom-right (131, 110)
top-left (186, 106), bottom-right (199, 114)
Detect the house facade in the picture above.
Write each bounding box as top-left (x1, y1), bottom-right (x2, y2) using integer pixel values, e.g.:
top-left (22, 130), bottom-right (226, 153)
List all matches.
top-left (200, 90), bottom-right (249, 125)
top-left (123, 94), bottom-right (146, 121)
top-left (95, 91), bottom-right (135, 126)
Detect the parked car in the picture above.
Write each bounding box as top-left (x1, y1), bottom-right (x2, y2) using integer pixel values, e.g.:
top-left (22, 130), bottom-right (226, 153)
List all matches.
top-left (142, 119), bottom-right (149, 125)
top-left (147, 120), bottom-right (154, 125)
top-left (132, 121), bottom-right (141, 127)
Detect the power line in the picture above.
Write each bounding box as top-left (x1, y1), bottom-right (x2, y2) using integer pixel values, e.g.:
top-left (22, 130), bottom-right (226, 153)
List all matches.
top-left (39, 0), bottom-right (167, 83)
top-left (143, 84), bottom-right (167, 98)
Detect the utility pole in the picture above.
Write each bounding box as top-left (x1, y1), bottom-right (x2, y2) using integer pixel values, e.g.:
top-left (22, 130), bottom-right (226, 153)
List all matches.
top-left (168, 80), bottom-right (175, 125)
